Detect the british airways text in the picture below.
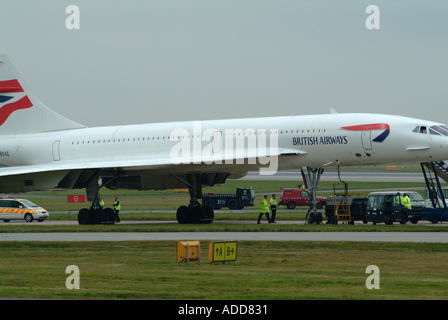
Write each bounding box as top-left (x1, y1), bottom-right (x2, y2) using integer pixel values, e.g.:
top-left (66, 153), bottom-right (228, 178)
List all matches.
top-left (292, 136), bottom-right (348, 146)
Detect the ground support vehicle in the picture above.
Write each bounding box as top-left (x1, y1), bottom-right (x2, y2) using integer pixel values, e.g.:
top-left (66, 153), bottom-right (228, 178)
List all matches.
top-left (327, 191), bottom-right (424, 225)
top-left (321, 162), bottom-right (448, 225)
top-left (409, 208), bottom-right (448, 224)
top-left (202, 188), bottom-right (255, 210)
top-left (325, 195), bottom-right (367, 225)
top-left (324, 182), bottom-right (367, 225)
top-left (365, 192), bottom-right (420, 225)
top-left (279, 188), bottom-right (326, 210)
top-left (0, 198), bottom-right (49, 222)
top-left (408, 162), bottom-right (448, 224)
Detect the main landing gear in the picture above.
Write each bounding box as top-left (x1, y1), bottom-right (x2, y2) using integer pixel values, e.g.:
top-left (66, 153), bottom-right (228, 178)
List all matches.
top-left (78, 172), bottom-right (119, 225)
top-left (301, 166), bottom-right (324, 224)
top-left (77, 188), bottom-right (116, 225)
top-left (77, 205), bottom-right (116, 225)
top-left (174, 174), bottom-right (215, 224)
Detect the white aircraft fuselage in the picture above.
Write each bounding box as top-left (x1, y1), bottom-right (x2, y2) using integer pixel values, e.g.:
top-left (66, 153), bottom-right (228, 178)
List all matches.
top-left (0, 113), bottom-right (445, 173)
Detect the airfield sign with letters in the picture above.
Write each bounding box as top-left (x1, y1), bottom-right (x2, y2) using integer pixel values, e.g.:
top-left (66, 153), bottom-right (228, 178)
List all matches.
top-left (209, 241), bottom-right (237, 263)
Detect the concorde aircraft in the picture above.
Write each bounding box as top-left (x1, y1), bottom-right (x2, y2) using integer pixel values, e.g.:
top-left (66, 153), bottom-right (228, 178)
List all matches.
top-left (0, 54), bottom-right (447, 224)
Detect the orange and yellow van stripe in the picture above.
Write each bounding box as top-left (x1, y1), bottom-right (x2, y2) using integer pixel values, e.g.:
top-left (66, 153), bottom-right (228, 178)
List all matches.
top-left (0, 209), bottom-right (36, 214)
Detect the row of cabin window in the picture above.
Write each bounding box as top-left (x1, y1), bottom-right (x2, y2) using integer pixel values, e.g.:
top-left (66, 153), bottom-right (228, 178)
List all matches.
top-left (70, 129), bottom-right (326, 145)
top-left (72, 137), bottom-right (173, 144)
top-left (280, 129), bottom-right (326, 134)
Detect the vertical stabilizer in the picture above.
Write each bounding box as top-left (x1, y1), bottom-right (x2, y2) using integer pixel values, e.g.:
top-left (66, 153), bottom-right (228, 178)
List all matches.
top-left (0, 54), bottom-right (85, 135)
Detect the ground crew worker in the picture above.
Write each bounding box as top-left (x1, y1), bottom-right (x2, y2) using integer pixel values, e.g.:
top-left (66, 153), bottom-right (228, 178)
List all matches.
top-left (270, 194), bottom-right (277, 223)
top-left (395, 193), bottom-right (401, 207)
top-left (258, 195), bottom-right (271, 224)
top-left (401, 193), bottom-right (412, 211)
top-left (113, 197), bottom-right (121, 223)
top-left (99, 197), bottom-right (104, 209)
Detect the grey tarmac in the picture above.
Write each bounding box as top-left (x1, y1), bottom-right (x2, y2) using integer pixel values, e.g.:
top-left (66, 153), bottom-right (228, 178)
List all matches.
top-left (1, 232), bottom-right (447, 243)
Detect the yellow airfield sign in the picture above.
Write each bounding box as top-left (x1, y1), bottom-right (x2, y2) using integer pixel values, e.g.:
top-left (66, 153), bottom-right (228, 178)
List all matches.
top-left (209, 241), bottom-right (237, 263)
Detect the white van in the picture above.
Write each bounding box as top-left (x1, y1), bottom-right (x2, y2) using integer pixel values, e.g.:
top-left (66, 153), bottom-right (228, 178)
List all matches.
top-left (368, 191), bottom-right (425, 209)
top-left (0, 198), bottom-right (49, 222)
top-left (425, 187), bottom-right (448, 208)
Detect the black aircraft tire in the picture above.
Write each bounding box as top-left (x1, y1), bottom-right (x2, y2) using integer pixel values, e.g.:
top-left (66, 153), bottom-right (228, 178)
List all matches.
top-left (191, 206), bottom-right (203, 224)
top-left (202, 205), bottom-right (214, 224)
top-left (104, 208), bottom-right (115, 222)
top-left (176, 206), bottom-right (189, 224)
top-left (92, 209), bottom-right (104, 224)
top-left (78, 208), bottom-right (90, 225)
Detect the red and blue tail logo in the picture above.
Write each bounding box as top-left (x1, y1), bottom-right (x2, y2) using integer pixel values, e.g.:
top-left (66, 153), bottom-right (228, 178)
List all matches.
top-left (0, 79), bottom-right (33, 126)
top-left (341, 123), bottom-right (390, 142)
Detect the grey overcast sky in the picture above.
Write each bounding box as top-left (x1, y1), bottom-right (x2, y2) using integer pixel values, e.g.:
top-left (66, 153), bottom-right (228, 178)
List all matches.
top-left (0, 0), bottom-right (447, 127)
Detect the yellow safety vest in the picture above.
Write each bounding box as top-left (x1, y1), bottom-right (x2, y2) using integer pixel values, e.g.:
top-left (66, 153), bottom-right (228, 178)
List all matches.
top-left (259, 199), bottom-right (269, 213)
top-left (114, 200), bottom-right (121, 211)
top-left (401, 196), bottom-right (411, 210)
top-left (270, 197), bottom-right (277, 207)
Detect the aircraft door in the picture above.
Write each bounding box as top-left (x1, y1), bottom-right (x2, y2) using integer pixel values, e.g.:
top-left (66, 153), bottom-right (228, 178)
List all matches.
top-left (361, 127), bottom-right (372, 150)
top-left (212, 131), bottom-right (222, 154)
top-left (52, 140), bottom-right (61, 161)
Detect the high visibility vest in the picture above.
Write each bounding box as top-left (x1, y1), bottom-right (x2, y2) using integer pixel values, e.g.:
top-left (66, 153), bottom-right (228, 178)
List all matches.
top-left (259, 199), bottom-right (269, 213)
top-left (99, 200), bottom-right (104, 208)
top-left (401, 196), bottom-right (411, 210)
top-left (270, 197), bottom-right (277, 207)
top-left (114, 200), bottom-right (121, 211)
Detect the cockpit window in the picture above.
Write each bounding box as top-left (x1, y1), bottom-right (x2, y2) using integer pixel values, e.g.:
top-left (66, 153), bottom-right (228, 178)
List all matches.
top-left (429, 125), bottom-right (448, 136)
top-left (413, 126), bottom-right (427, 134)
top-left (429, 128), bottom-right (439, 135)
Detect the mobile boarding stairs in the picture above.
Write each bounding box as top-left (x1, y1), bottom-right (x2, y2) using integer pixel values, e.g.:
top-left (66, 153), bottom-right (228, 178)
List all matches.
top-left (410, 161), bottom-right (448, 224)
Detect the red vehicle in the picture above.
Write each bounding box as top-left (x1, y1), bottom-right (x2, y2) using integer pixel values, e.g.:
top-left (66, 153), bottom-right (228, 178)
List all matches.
top-left (279, 188), bottom-right (327, 210)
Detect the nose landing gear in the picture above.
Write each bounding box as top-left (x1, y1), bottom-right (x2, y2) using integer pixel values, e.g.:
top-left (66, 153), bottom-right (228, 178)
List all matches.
top-left (302, 167), bottom-right (324, 224)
